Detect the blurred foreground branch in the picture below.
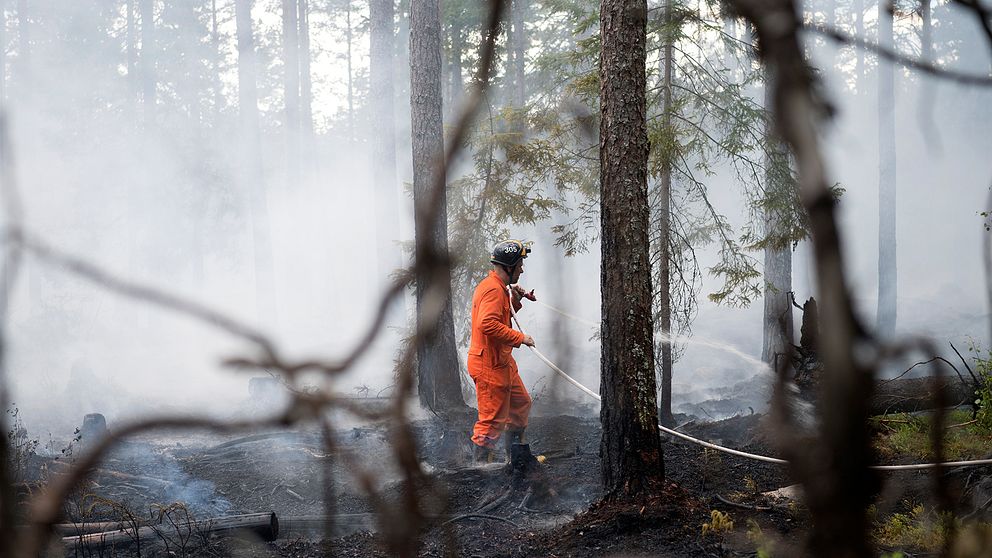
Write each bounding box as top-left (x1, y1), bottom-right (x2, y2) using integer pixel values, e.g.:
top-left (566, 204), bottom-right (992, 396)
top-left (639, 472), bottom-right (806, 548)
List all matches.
top-left (804, 23), bottom-right (992, 86)
top-left (0, 1), bottom-right (508, 556)
top-left (730, 0), bottom-right (877, 554)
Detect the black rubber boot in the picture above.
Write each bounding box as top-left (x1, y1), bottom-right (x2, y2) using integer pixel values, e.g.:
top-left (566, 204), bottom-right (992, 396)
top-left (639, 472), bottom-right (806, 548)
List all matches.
top-left (473, 443), bottom-right (495, 464)
top-left (504, 429), bottom-right (525, 462)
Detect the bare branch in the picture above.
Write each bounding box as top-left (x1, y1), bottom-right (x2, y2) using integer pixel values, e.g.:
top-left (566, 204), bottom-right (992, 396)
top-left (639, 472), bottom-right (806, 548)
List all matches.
top-left (804, 22), bottom-right (992, 86)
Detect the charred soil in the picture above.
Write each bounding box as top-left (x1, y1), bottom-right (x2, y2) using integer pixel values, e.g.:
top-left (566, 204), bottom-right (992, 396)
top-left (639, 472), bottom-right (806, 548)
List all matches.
top-left (38, 410), bottom-right (971, 557)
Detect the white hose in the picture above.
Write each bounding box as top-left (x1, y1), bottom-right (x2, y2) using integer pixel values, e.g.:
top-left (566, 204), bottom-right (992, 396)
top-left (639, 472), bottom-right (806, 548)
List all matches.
top-left (506, 286), bottom-right (992, 471)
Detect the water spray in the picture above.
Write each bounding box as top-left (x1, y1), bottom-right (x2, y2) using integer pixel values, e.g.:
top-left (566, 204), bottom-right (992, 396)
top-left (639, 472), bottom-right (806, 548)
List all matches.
top-left (504, 285), bottom-right (992, 472)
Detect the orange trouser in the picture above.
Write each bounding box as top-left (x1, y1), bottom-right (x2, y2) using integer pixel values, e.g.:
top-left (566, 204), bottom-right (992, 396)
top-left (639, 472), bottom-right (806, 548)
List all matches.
top-left (471, 368), bottom-right (532, 448)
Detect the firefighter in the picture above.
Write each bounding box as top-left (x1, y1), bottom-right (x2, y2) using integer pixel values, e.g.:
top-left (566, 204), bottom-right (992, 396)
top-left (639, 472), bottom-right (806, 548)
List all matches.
top-left (467, 239), bottom-right (537, 463)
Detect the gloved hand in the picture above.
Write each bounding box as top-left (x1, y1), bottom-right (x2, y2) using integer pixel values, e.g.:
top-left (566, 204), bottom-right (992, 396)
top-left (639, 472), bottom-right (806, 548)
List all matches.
top-left (512, 285), bottom-right (537, 302)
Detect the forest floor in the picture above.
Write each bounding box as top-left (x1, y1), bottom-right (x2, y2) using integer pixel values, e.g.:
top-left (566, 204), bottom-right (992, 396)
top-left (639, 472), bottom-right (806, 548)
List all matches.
top-left (28, 404), bottom-right (992, 557)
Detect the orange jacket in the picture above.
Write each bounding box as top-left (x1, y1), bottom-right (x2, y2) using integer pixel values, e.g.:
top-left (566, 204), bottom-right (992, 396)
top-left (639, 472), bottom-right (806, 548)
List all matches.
top-left (467, 271), bottom-right (524, 377)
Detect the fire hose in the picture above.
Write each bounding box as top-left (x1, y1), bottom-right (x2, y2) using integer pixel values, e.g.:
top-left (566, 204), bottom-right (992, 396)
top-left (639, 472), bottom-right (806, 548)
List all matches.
top-left (500, 285), bottom-right (992, 472)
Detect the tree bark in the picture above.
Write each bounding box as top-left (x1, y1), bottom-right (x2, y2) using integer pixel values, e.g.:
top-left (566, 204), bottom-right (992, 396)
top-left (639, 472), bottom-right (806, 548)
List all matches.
top-left (409, 0), bottom-right (465, 412)
top-left (139, 0), bottom-right (155, 123)
top-left (282, 0), bottom-right (301, 185)
top-left (761, 72), bottom-right (794, 368)
top-left (599, 0), bottom-right (664, 498)
top-left (236, 0), bottom-right (277, 323)
top-left (876, 2), bottom-right (897, 339)
top-left (371, 0), bottom-right (401, 285)
top-left (656, 0), bottom-right (674, 427)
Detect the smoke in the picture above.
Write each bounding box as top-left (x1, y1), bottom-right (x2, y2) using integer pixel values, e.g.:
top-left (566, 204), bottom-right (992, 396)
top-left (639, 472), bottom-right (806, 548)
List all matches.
top-left (3, 0), bottom-right (991, 441)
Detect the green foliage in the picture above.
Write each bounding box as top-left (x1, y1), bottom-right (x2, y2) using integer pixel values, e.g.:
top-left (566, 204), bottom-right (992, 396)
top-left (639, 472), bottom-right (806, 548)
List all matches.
top-left (873, 502), bottom-right (955, 552)
top-left (527, 0), bottom-right (806, 318)
top-left (871, 410), bottom-right (992, 461)
top-left (969, 344), bottom-right (992, 429)
top-left (442, 0), bottom-right (812, 353)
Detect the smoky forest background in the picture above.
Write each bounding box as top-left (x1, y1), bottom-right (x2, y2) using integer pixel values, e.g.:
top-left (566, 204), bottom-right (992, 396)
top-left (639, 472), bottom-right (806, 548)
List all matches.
top-left (1, 0), bottom-right (992, 556)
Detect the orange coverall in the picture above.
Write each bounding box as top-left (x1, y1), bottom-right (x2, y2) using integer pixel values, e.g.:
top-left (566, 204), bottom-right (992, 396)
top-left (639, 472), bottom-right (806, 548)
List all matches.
top-left (467, 270), bottom-right (532, 448)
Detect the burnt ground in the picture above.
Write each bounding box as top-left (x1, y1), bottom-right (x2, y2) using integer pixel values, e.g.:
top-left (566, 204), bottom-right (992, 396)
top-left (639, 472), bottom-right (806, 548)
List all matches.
top-left (29, 408), bottom-right (984, 557)
top-left (35, 404), bottom-right (992, 558)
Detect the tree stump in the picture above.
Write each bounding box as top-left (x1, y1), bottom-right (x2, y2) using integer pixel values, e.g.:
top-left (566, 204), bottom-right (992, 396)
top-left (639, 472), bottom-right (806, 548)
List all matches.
top-left (79, 413), bottom-right (108, 445)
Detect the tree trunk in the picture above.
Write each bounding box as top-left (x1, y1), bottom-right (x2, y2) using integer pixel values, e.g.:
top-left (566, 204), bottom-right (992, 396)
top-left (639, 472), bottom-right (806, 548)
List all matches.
top-left (298, 0), bottom-right (315, 172)
top-left (212, 0), bottom-right (222, 122)
top-left (855, 0), bottom-right (864, 94)
top-left (409, 0), bottom-right (465, 412)
top-left (722, 9), bottom-right (735, 73)
top-left (282, 0), bottom-right (301, 186)
top-left (447, 12), bottom-right (464, 116)
top-left (126, 0), bottom-right (136, 114)
top-left (370, 0), bottom-right (401, 285)
top-left (599, 0), bottom-right (664, 499)
top-left (346, 0), bottom-right (354, 142)
top-left (656, 0), bottom-right (674, 427)
top-left (236, 0), bottom-right (277, 323)
top-left (876, 2), bottom-right (897, 339)
top-left (63, 513), bottom-right (279, 550)
top-left (510, 0), bottom-right (526, 108)
top-left (140, 0), bottom-right (155, 123)
top-left (16, 0), bottom-right (27, 84)
top-left (761, 73), bottom-right (794, 368)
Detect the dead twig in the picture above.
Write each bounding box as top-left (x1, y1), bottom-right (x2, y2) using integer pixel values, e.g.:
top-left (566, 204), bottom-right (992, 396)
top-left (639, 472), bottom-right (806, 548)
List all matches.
top-left (883, 356), bottom-right (965, 386)
top-left (714, 494), bottom-right (772, 512)
top-left (478, 488), bottom-right (514, 514)
top-left (803, 23), bottom-right (992, 86)
top-left (949, 341), bottom-right (980, 387)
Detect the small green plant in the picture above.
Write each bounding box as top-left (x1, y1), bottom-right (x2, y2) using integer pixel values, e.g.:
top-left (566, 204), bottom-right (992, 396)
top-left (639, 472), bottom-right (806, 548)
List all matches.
top-left (873, 502), bottom-right (953, 552)
top-left (872, 409), bottom-right (991, 461)
top-left (701, 509), bottom-right (733, 537)
top-left (970, 344), bottom-right (992, 430)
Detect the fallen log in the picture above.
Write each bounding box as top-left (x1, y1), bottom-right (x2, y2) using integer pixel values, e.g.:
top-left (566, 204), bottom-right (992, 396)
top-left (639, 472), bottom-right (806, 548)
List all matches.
top-left (279, 514), bottom-right (375, 537)
top-left (871, 377), bottom-right (975, 416)
top-left (56, 519), bottom-right (157, 536)
top-left (62, 512), bottom-right (278, 550)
